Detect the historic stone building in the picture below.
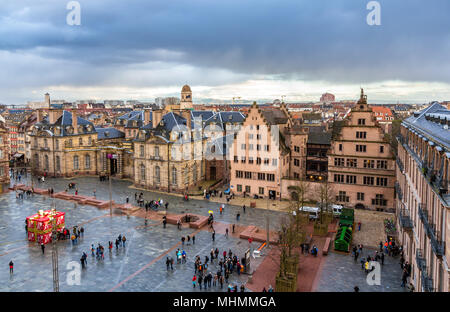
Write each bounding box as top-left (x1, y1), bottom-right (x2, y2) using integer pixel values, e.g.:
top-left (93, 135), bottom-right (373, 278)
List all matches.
top-left (30, 109), bottom-right (134, 179)
top-left (133, 109), bottom-right (206, 193)
top-left (229, 102), bottom-right (308, 199)
top-left (395, 102), bottom-right (449, 292)
top-left (0, 119), bottom-right (10, 192)
top-left (328, 89), bottom-right (396, 211)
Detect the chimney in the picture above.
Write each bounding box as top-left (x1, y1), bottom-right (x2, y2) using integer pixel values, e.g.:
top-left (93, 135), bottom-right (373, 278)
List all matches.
top-left (72, 109), bottom-right (78, 134)
top-left (36, 109), bottom-right (44, 123)
top-left (144, 109), bottom-right (151, 125)
top-left (49, 109), bottom-right (63, 124)
top-left (152, 109), bottom-right (163, 128)
top-left (181, 110), bottom-right (192, 130)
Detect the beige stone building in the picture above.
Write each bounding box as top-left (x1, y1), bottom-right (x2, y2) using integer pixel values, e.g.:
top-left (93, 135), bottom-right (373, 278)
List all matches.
top-left (0, 119), bottom-right (10, 192)
top-left (133, 109), bottom-right (206, 193)
top-left (229, 102), bottom-right (308, 199)
top-left (328, 89), bottom-right (396, 211)
top-left (395, 102), bottom-right (449, 292)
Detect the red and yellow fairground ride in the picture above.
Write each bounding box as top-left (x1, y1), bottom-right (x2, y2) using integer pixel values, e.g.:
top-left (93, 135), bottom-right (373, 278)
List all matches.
top-left (26, 209), bottom-right (65, 244)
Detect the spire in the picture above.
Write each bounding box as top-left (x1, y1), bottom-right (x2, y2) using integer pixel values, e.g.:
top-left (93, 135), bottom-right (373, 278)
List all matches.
top-left (358, 88), bottom-right (367, 104)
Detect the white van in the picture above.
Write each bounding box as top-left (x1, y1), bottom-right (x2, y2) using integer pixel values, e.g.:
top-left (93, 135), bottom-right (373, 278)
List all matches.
top-left (299, 206), bottom-right (320, 220)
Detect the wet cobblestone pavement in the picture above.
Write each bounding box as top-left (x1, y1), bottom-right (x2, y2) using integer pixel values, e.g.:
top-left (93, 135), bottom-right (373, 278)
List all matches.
top-left (1, 177), bottom-right (270, 292)
top-left (315, 248), bottom-right (408, 292)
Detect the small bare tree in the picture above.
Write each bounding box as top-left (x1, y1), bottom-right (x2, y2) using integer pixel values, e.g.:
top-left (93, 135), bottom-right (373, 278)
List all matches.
top-left (288, 180), bottom-right (310, 232)
top-left (316, 179), bottom-right (335, 224)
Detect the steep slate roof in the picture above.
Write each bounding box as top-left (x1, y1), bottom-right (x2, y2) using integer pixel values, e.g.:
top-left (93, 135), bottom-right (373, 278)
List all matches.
top-left (307, 132), bottom-right (332, 145)
top-left (260, 109), bottom-right (289, 125)
top-left (96, 127), bottom-right (125, 140)
top-left (403, 102), bottom-right (450, 149)
top-left (204, 111), bottom-right (245, 130)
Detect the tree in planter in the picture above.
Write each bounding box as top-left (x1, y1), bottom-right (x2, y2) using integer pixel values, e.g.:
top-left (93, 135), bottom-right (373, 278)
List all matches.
top-left (288, 180), bottom-right (310, 232)
top-left (315, 179), bottom-right (335, 225)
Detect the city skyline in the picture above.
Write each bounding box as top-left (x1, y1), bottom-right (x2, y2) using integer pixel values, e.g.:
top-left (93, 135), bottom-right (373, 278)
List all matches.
top-left (2, 0), bottom-right (450, 104)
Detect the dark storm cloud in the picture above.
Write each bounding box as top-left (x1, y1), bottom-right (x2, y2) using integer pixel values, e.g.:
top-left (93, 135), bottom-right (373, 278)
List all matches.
top-left (1, 0), bottom-right (450, 101)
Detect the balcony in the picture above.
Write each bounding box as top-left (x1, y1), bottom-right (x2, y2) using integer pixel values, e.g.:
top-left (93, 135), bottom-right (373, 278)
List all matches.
top-left (418, 203), bottom-right (428, 224)
top-left (415, 249), bottom-right (426, 271)
top-left (396, 157), bottom-right (404, 174)
top-left (399, 209), bottom-right (413, 230)
top-left (421, 270), bottom-right (434, 292)
top-left (395, 182), bottom-right (403, 201)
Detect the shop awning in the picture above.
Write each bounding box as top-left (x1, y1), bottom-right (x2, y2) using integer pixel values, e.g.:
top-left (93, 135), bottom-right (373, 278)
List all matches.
top-left (12, 153), bottom-right (24, 158)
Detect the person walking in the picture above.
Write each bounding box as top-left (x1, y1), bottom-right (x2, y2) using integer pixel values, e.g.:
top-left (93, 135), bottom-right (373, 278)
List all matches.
top-left (41, 243), bottom-right (45, 254)
top-left (380, 252), bottom-right (385, 265)
top-left (122, 235), bottom-right (127, 247)
top-left (243, 205), bottom-right (246, 213)
top-left (236, 213), bottom-right (240, 221)
top-left (166, 257), bottom-right (171, 271)
top-left (212, 231), bottom-right (215, 242)
top-left (232, 224), bottom-right (235, 233)
top-left (401, 268), bottom-right (408, 287)
top-left (192, 235), bottom-right (195, 245)
top-left (225, 228), bottom-right (228, 238)
top-left (192, 275), bottom-right (197, 288)
top-left (9, 261), bottom-right (14, 274)
top-left (358, 221), bottom-right (361, 231)
top-left (115, 239), bottom-right (119, 250)
top-left (181, 236), bottom-right (185, 245)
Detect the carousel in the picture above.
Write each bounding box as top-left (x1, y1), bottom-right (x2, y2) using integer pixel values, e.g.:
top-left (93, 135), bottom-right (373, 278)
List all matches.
top-left (26, 209), bottom-right (66, 244)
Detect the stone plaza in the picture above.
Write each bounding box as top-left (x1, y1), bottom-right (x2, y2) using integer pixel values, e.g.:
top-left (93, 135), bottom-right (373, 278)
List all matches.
top-left (1, 176), bottom-right (407, 292)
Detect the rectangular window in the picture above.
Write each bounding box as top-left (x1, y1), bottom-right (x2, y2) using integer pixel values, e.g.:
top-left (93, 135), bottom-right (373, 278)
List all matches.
top-left (334, 157), bottom-right (345, 166)
top-left (363, 176), bottom-right (374, 185)
top-left (264, 158), bottom-right (269, 165)
top-left (357, 192), bottom-right (365, 201)
top-left (140, 145), bottom-right (144, 157)
top-left (237, 184), bottom-right (242, 192)
top-left (294, 172), bottom-right (300, 179)
top-left (257, 134), bottom-right (261, 140)
top-left (241, 157), bottom-right (246, 163)
top-left (245, 171), bottom-right (252, 179)
top-left (380, 145), bottom-right (384, 153)
top-left (248, 157), bottom-right (254, 164)
top-left (258, 173), bottom-right (266, 180)
top-left (294, 146), bottom-right (300, 153)
top-left (248, 144), bottom-right (254, 151)
top-left (358, 118), bottom-right (366, 125)
top-left (376, 160), bottom-right (387, 169)
top-left (336, 191), bottom-right (349, 202)
top-left (363, 159), bottom-right (374, 168)
top-left (272, 158), bottom-right (277, 166)
top-left (259, 187), bottom-right (264, 195)
top-left (245, 185), bottom-right (251, 193)
top-left (339, 144), bottom-right (343, 151)
top-left (294, 159), bottom-right (300, 166)
top-left (334, 174), bottom-right (344, 183)
top-left (234, 156), bottom-right (238, 163)
top-left (264, 145), bottom-right (269, 151)
top-left (257, 144), bottom-right (261, 151)
top-left (346, 175), bottom-right (357, 184)
top-left (235, 170), bottom-right (243, 178)
top-left (356, 145), bottom-right (367, 152)
top-left (356, 131), bottom-right (367, 139)
top-left (241, 144), bottom-right (246, 150)
top-left (346, 158), bottom-right (357, 168)
top-left (372, 194), bottom-right (387, 206)
top-left (256, 157), bottom-right (261, 164)
top-left (267, 174), bottom-right (275, 181)
top-left (376, 177), bottom-right (388, 186)
top-left (248, 134), bottom-right (254, 140)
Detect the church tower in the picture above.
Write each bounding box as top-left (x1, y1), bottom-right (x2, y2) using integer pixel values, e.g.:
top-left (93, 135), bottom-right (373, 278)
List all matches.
top-left (180, 84), bottom-right (193, 110)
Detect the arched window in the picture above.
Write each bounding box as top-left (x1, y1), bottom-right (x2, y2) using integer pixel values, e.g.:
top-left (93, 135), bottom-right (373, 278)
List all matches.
top-left (44, 155), bottom-right (49, 171)
top-left (154, 146), bottom-right (160, 158)
top-left (85, 154), bottom-right (90, 169)
top-left (79, 138), bottom-right (83, 146)
top-left (171, 167), bottom-right (177, 185)
top-left (140, 163), bottom-right (146, 181)
top-left (193, 162), bottom-right (197, 182)
top-left (184, 167), bottom-right (189, 185)
top-left (73, 155), bottom-right (79, 170)
top-left (44, 138), bottom-right (48, 148)
top-left (56, 156), bottom-right (60, 172)
top-left (88, 137), bottom-right (92, 145)
top-left (68, 139), bottom-right (73, 147)
top-left (34, 154), bottom-right (39, 168)
top-left (154, 166), bottom-right (160, 183)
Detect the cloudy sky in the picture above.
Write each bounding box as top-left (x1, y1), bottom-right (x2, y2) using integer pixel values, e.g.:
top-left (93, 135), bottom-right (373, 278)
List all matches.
top-left (1, 0), bottom-right (450, 104)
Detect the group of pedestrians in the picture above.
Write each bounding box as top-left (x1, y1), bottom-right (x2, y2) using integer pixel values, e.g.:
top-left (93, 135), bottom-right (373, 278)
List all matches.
top-left (192, 248), bottom-right (246, 292)
top-left (79, 234), bottom-right (127, 269)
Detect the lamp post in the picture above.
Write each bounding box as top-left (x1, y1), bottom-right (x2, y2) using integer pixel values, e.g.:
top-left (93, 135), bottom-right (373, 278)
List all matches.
top-left (51, 199), bottom-right (59, 292)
